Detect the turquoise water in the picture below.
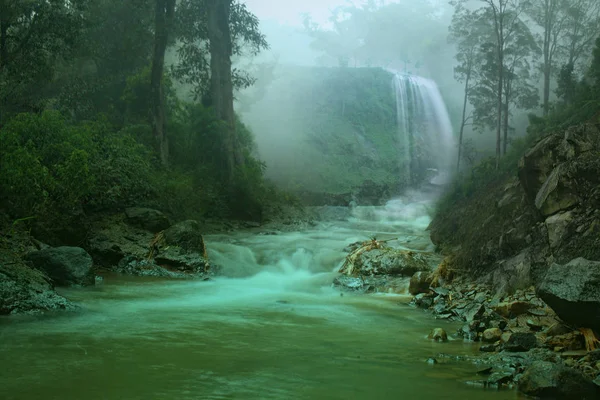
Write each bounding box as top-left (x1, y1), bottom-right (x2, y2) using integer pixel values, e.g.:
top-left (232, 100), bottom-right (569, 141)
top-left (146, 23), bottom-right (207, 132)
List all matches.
top-left (0, 197), bottom-right (521, 400)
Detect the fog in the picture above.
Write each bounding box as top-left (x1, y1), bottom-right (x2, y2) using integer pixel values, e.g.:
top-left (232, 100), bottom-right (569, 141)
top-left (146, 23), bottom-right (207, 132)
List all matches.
top-left (236, 0), bottom-right (476, 191)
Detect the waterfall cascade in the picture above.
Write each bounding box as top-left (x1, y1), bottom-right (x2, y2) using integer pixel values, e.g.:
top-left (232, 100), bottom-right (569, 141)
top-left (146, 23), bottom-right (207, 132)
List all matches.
top-left (391, 73), bottom-right (455, 186)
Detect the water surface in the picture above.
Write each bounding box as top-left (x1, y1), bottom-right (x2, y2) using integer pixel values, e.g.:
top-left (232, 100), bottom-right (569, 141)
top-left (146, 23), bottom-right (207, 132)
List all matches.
top-left (0, 194), bottom-right (521, 399)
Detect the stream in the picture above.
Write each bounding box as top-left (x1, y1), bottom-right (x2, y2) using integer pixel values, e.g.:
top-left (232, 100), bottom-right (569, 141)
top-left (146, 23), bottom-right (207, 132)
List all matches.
top-left (0, 191), bottom-right (521, 399)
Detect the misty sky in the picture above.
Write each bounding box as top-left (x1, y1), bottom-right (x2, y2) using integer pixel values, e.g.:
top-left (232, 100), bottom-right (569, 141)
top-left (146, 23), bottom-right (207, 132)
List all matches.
top-left (244, 0), bottom-right (351, 25)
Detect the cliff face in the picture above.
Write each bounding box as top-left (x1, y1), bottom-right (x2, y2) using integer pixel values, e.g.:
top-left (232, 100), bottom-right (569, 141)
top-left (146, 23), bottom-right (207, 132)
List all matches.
top-left (429, 123), bottom-right (600, 294)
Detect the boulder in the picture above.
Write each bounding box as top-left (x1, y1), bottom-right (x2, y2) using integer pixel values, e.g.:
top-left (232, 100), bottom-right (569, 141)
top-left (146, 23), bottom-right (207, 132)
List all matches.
top-left (482, 328), bottom-right (503, 343)
top-left (409, 271), bottom-right (431, 295)
top-left (503, 332), bottom-right (538, 352)
top-left (153, 220), bottom-right (209, 273)
top-left (347, 248), bottom-right (430, 277)
top-left (26, 247), bottom-right (94, 287)
top-left (162, 220), bottom-right (206, 252)
top-left (537, 258), bottom-right (600, 332)
top-left (533, 165), bottom-right (579, 217)
top-left (0, 257), bottom-right (73, 314)
top-left (88, 220), bottom-right (152, 267)
top-left (519, 361), bottom-right (598, 399)
top-left (545, 211), bottom-right (574, 249)
top-left (125, 207), bottom-right (170, 233)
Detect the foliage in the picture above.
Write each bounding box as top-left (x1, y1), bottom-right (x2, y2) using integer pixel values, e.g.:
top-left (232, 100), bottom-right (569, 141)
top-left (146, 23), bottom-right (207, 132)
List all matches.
top-left (172, 0), bottom-right (268, 100)
top-left (0, 111), bottom-right (154, 220)
top-left (440, 35), bottom-right (600, 215)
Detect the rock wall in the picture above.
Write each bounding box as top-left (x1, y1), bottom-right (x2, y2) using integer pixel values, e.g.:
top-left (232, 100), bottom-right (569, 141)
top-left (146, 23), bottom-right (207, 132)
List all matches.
top-left (429, 123), bottom-right (600, 294)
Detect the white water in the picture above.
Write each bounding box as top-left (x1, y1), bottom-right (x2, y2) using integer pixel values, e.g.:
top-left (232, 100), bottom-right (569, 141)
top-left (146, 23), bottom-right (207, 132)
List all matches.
top-left (392, 73), bottom-right (456, 186)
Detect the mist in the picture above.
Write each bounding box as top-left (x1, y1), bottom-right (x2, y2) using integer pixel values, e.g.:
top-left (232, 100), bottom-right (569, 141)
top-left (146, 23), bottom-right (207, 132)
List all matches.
top-left (235, 0), bottom-right (466, 194)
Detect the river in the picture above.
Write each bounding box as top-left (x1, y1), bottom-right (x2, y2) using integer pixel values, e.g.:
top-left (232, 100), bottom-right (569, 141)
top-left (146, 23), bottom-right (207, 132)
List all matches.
top-left (0, 192), bottom-right (521, 399)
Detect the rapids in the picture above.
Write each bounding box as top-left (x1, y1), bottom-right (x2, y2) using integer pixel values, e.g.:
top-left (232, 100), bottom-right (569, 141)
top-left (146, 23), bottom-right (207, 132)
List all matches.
top-left (0, 192), bottom-right (520, 400)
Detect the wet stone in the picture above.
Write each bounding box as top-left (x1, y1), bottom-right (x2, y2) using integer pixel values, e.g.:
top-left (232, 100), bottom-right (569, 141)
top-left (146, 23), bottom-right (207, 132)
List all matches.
top-left (482, 328), bottom-right (503, 343)
top-left (504, 332), bottom-right (538, 352)
top-left (428, 328), bottom-right (448, 342)
top-left (480, 344), bottom-right (497, 353)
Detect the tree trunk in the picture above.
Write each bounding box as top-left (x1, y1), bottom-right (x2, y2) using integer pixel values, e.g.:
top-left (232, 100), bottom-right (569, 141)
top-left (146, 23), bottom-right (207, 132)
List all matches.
top-left (150, 0), bottom-right (175, 167)
top-left (495, 52), bottom-right (503, 169)
top-left (542, 0), bottom-right (551, 116)
top-left (457, 68), bottom-right (471, 172)
top-left (207, 0), bottom-right (243, 184)
top-left (503, 91), bottom-right (509, 155)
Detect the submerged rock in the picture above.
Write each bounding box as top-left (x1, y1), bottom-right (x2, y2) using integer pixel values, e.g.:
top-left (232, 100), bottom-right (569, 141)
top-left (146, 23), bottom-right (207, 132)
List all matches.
top-left (428, 328), bottom-right (448, 342)
top-left (26, 246), bottom-right (94, 287)
top-left (537, 258), bottom-right (600, 332)
top-left (518, 361), bottom-right (598, 399)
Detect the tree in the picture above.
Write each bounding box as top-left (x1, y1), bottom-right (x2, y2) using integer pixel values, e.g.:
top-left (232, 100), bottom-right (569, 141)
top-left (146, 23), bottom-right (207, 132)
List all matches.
top-left (501, 18), bottom-right (540, 154)
top-left (449, 7), bottom-right (486, 171)
top-left (526, 0), bottom-right (566, 116)
top-left (173, 0), bottom-right (267, 101)
top-left (0, 0), bottom-right (85, 121)
top-left (206, 0), bottom-right (239, 183)
top-left (452, 0), bottom-right (532, 168)
top-left (150, 0), bottom-right (176, 166)
top-left (560, 0), bottom-right (600, 74)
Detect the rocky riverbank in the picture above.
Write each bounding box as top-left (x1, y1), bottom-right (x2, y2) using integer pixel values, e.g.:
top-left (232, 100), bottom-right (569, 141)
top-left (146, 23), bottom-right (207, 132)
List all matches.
top-left (0, 201), bottom-right (322, 315)
top-left (416, 122), bottom-right (600, 397)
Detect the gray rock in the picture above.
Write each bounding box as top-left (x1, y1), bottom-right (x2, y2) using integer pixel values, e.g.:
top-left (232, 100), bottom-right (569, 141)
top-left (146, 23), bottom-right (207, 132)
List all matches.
top-left (537, 258), bottom-right (600, 331)
top-left (409, 271), bottom-right (431, 295)
top-left (0, 258), bottom-right (73, 314)
top-left (26, 247), bottom-right (94, 287)
top-left (482, 328), bottom-right (503, 343)
top-left (125, 207), bottom-right (170, 233)
top-left (504, 332), bottom-right (538, 352)
top-left (353, 248), bottom-right (430, 277)
top-left (534, 165), bottom-right (580, 217)
top-left (153, 220), bottom-right (210, 273)
top-left (545, 211), bottom-right (573, 249)
top-left (519, 361), bottom-right (598, 399)
top-left (462, 303), bottom-right (484, 322)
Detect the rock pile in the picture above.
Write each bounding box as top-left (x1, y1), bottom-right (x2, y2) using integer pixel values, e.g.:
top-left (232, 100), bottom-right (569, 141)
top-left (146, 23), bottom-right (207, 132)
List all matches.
top-left (413, 279), bottom-right (600, 396)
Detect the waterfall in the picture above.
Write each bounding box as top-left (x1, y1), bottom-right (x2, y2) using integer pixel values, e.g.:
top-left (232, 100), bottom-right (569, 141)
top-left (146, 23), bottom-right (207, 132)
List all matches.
top-left (391, 73), bottom-right (455, 186)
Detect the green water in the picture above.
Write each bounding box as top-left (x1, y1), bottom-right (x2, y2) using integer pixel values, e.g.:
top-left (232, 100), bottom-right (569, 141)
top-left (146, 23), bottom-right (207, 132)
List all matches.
top-left (0, 199), bottom-right (522, 400)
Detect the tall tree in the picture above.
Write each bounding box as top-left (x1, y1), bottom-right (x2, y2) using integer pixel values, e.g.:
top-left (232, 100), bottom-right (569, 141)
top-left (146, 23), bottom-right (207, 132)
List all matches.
top-left (206, 0), bottom-right (239, 183)
top-left (174, 0), bottom-right (267, 101)
top-left (527, 0), bottom-right (566, 116)
top-left (449, 7), bottom-right (486, 171)
top-left (453, 0), bottom-right (530, 167)
top-left (501, 17), bottom-right (539, 154)
top-left (150, 0), bottom-right (176, 166)
top-left (482, 0), bottom-right (526, 168)
top-left (560, 0), bottom-right (600, 73)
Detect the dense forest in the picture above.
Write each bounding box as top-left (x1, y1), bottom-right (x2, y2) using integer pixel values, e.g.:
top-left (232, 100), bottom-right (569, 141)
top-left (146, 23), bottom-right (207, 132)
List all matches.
top-left (0, 0), bottom-right (273, 244)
